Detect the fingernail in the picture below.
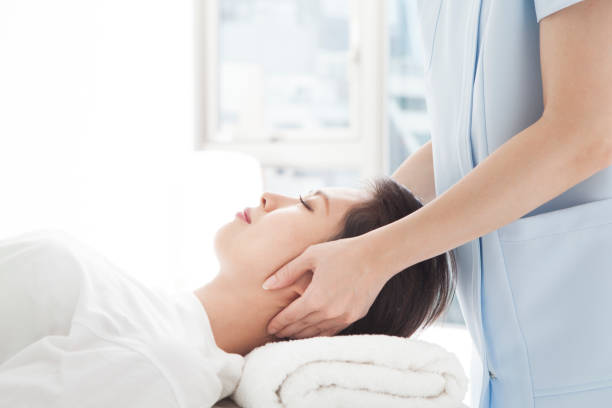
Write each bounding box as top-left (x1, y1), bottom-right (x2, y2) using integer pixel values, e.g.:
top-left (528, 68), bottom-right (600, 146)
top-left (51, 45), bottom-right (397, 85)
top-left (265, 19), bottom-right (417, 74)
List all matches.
top-left (262, 275), bottom-right (277, 290)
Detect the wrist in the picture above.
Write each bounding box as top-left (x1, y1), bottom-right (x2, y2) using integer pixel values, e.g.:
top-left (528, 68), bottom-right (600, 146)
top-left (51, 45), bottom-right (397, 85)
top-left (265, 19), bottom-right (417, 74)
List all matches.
top-left (355, 231), bottom-right (397, 284)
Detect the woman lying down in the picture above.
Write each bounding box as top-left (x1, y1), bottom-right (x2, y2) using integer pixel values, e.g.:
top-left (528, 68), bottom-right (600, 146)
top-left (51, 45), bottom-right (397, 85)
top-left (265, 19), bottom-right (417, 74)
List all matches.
top-left (0, 177), bottom-right (456, 408)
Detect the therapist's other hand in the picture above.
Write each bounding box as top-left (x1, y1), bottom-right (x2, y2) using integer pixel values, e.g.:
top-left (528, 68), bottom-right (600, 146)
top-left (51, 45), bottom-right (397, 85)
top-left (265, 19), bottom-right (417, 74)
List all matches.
top-left (263, 235), bottom-right (388, 339)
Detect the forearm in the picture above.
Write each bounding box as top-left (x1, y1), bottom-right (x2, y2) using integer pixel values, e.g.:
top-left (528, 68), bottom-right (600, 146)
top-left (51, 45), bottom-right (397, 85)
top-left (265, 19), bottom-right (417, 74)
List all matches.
top-left (391, 139), bottom-right (436, 205)
top-left (365, 115), bottom-right (612, 279)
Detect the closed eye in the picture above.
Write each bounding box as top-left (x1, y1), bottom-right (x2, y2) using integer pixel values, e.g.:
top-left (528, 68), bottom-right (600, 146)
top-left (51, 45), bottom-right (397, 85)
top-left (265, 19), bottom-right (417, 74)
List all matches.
top-left (299, 194), bottom-right (314, 212)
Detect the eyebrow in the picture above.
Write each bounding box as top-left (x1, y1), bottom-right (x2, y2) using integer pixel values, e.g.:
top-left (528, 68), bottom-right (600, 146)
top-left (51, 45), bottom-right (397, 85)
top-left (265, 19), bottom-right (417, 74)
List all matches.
top-left (307, 189), bottom-right (330, 216)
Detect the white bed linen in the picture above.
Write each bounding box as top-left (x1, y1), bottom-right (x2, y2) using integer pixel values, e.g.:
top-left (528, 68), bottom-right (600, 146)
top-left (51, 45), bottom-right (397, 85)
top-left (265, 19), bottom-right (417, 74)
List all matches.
top-left (213, 397), bottom-right (242, 408)
top-left (0, 230), bottom-right (244, 408)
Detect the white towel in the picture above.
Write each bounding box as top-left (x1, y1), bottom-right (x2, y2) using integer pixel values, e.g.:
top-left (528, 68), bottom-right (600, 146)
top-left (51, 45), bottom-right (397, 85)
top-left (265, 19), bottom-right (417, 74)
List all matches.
top-left (231, 334), bottom-right (468, 408)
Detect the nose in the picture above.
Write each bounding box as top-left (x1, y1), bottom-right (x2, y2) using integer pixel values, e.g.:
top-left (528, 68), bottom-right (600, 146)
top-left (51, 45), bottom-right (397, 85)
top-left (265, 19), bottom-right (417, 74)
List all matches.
top-left (260, 192), bottom-right (293, 212)
top-left (260, 192), bottom-right (274, 212)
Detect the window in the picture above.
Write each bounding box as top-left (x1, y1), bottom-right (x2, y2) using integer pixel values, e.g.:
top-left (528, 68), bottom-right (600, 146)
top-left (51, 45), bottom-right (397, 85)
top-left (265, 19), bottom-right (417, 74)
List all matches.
top-left (217, 0), bottom-right (352, 140)
top-left (386, 0), bottom-right (430, 174)
top-left (197, 0), bottom-right (384, 175)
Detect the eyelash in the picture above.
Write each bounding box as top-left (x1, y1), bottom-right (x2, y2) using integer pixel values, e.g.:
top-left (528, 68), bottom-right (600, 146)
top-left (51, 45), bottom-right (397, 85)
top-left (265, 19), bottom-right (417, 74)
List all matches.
top-left (299, 194), bottom-right (314, 212)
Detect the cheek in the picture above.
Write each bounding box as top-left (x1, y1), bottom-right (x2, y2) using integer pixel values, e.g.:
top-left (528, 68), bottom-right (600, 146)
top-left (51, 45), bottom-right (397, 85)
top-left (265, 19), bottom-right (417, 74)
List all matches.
top-left (214, 214), bottom-right (330, 270)
top-left (253, 218), bottom-right (323, 261)
top-left (240, 223), bottom-right (308, 270)
top-left (213, 220), bottom-right (275, 269)
top-left (213, 221), bottom-right (246, 266)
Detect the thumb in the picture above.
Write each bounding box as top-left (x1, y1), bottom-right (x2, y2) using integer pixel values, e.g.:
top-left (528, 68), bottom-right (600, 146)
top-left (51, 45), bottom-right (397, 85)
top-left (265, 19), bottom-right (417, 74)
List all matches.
top-left (262, 250), bottom-right (312, 290)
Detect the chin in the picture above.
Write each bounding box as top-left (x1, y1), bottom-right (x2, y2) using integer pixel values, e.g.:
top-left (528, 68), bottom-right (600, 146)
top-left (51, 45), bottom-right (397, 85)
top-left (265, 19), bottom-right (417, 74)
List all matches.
top-left (213, 222), bottom-right (248, 268)
top-left (212, 223), bottom-right (231, 263)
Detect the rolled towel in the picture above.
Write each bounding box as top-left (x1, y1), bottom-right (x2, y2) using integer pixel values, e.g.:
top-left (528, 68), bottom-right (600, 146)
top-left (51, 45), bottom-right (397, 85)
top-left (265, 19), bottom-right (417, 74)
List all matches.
top-left (231, 334), bottom-right (468, 408)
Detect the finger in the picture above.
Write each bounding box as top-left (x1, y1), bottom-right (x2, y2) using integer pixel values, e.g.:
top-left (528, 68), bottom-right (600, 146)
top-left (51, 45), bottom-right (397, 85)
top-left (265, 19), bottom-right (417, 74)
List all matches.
top-left (274, 310), bottom-right (326, 338)
top-left (319, 329), bottom-right (337, 337)
top-left (266, 296), bottom-right (313, 335)
top-left (292, 316), bottom-right (349, 339)
top-left (291, 325), bottom-right (323, 339)
top-left (309, 317), bottom-right (350, 337)
top-left (262, 249), bottom-right (313, 290)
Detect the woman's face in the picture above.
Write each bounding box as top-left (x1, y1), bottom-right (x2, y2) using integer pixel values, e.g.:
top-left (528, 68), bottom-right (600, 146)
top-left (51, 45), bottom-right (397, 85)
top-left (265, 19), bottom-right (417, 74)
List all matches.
top-left (214, 187), bottom-right (369, 279)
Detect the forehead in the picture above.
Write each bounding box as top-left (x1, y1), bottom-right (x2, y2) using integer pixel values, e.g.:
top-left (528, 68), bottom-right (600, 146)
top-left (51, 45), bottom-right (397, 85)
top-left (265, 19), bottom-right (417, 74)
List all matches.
top-left (317, 186), bottom-right (369, 208)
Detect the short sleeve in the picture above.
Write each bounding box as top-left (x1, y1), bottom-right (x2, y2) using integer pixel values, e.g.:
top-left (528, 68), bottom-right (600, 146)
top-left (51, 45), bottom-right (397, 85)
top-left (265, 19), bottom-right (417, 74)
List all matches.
top-left (534, 0), bottom-right (585, 23)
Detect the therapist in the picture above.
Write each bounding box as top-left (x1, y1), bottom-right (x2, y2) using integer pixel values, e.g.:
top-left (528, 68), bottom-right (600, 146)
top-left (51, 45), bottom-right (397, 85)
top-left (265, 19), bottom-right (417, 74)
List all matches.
top-left (261, 1), bottom-right (612, 407)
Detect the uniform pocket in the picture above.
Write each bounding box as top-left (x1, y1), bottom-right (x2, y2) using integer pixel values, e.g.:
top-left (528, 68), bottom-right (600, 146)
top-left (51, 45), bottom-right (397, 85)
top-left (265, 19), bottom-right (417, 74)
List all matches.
top-left (533, 384), bottom-right (612, 408)
top-left (498, 197), bottom-right (612, 393)
top-left (416, 0), bottom-right (443, 73)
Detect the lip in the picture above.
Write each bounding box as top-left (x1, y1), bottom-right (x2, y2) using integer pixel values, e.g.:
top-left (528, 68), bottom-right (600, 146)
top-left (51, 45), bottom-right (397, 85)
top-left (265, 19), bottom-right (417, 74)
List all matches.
top-left (236, 208), bottom-right (251, 224)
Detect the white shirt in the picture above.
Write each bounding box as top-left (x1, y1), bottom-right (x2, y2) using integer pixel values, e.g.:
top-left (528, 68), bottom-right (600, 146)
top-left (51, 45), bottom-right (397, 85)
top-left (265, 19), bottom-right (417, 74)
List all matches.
top-left (0, 230), bottom-right (244, 408)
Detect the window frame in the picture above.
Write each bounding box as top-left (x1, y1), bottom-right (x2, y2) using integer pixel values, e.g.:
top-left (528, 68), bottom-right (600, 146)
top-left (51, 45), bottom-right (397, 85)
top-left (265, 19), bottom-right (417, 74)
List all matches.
top-left (195, 0), bottom-right (389, 179)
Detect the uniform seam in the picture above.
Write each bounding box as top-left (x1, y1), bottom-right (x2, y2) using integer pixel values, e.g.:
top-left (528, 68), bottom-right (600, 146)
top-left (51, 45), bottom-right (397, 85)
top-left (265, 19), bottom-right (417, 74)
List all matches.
top-left (479, 9), bottom-right (490, 158)
top-left (72, 320), bottom-right (182, 408)
top-left (497, 230), bottom-right (536, 407)
top-left (534, 377), bottom-right (612, 398)
top-left (464, 3), bottom-right (487, 408)
top-left (423, 0), bottom-right (444, 73)
top-left (499, 220), bottom-right (612, 243)
top-left (464, 4), bottom-right (490, 408)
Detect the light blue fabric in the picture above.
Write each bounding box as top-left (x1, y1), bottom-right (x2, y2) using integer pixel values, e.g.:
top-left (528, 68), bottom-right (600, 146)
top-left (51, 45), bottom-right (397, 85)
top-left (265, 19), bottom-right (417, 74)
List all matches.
top-left (416, 0), bottom-right (612, 407)
top-left (534, 0), bottom-right (585, 22)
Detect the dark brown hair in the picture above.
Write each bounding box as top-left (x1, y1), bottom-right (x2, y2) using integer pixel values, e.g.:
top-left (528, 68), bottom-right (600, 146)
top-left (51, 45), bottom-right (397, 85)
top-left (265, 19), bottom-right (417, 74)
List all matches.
top-left (332, 177), bottom-right (456, 338)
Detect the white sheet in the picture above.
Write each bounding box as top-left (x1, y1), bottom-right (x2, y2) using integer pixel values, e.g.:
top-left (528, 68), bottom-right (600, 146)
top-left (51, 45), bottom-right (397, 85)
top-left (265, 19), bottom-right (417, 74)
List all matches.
top-left (214, 398), bottom-right (242, 408)
top-left (0, 230), bottom-right (244, 408)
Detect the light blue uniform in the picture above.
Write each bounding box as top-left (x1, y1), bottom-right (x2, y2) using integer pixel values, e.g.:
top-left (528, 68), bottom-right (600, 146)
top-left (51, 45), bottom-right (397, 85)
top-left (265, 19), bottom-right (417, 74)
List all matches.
top-left (416, 0), bottom-right (612, 407)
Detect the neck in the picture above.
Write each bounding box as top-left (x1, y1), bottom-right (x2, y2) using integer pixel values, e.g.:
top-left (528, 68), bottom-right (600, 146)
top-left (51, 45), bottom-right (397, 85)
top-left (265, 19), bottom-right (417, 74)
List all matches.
top-left (193, 272), bottom-right (295, 356)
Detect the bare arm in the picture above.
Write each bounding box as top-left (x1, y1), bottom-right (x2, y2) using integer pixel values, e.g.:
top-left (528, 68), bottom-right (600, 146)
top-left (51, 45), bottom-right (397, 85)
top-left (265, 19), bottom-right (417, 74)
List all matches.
top-left (367, 0), bottom-right (612, 279)
top-left (391, 139), bottom-right (436, 205)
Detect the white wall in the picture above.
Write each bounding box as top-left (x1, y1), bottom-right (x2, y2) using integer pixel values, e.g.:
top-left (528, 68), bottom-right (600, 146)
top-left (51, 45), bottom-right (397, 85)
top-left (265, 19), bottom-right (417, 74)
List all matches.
top-left (0, 0), bottom-right (262, 290)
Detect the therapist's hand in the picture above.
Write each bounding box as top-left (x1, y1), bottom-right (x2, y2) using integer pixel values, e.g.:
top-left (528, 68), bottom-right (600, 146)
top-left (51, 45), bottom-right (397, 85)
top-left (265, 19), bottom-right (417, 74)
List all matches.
top-left (263, 235), bottom-right (390, 339)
